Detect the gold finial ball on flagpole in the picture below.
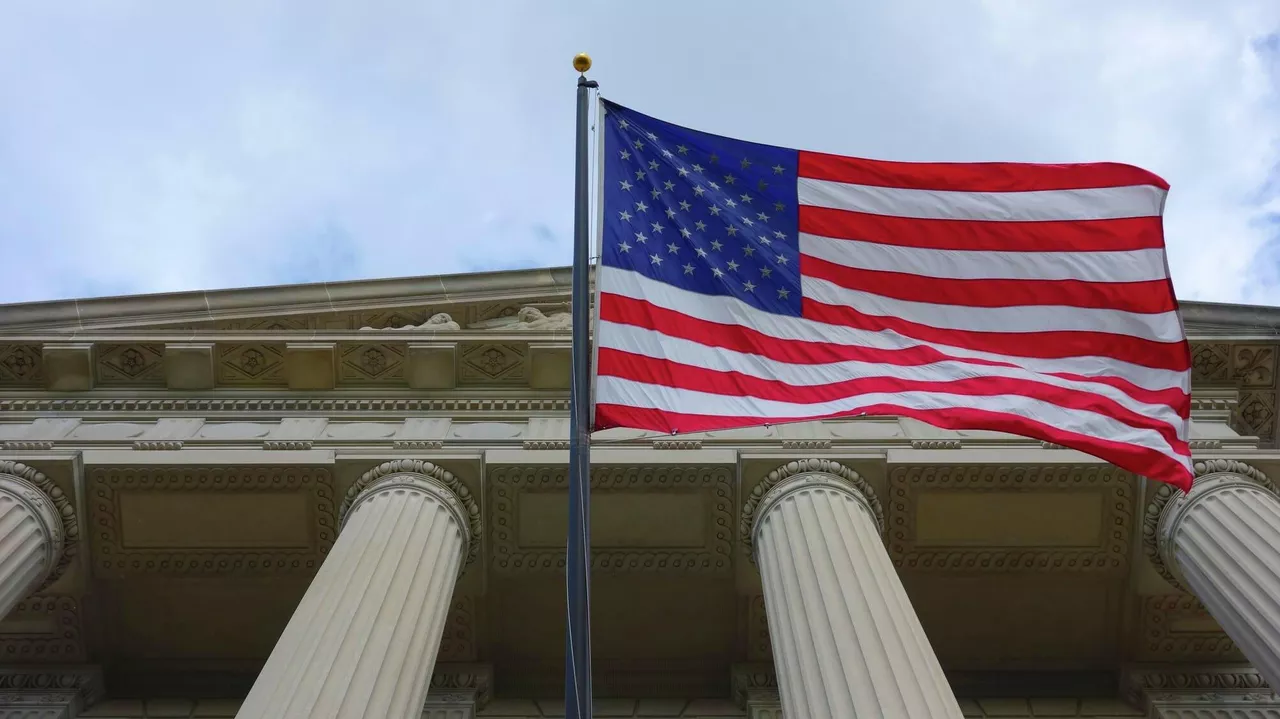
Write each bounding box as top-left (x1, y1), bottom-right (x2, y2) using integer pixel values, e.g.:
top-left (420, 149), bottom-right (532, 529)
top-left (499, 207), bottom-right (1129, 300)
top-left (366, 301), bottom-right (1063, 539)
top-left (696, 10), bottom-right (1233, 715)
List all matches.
top-left (573, 53), bottom-right (592, 73)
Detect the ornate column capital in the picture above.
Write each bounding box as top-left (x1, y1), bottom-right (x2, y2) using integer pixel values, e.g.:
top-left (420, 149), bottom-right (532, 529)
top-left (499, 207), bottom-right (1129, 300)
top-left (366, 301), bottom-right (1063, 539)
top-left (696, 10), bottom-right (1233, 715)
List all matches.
top-left (741, 458), bottom-right (883, 564)
top-left (340, 459), bottom-right (482, 568)
top-left (0, 461), bottom-right (78, 590)
top-left (1143, 459), bottom-right (1276, 591)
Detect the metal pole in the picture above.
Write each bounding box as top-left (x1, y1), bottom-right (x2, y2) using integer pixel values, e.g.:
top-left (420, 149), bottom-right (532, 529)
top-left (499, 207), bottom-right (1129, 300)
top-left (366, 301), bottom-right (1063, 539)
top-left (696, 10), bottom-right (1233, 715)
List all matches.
top-left (566, 52), bottom-right (596, 719)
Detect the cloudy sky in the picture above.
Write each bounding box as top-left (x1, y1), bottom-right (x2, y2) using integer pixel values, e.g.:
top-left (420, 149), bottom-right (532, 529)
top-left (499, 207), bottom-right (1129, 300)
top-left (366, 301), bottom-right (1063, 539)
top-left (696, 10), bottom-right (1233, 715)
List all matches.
top-left (0, 1), bottom-right (1277, 306)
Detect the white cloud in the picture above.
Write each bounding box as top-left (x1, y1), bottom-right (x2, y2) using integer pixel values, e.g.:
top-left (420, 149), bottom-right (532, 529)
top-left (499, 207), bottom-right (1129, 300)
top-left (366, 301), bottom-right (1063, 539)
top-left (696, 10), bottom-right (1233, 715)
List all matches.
top-left (0, 1), bottom-right (1276, 305)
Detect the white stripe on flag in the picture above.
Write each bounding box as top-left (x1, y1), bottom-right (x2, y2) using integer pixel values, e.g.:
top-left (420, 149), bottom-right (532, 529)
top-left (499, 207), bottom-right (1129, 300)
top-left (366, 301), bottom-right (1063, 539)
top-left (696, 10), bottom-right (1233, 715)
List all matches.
top-left (796, 176), bottom-right (1168, 222)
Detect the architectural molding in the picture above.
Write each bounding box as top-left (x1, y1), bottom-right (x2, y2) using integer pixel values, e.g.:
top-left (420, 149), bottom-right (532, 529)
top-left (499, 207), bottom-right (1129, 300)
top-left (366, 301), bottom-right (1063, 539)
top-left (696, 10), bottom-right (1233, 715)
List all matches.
top-left (1124, 664), bottom-right (1280, 714)
top-left (87, 466), bottom-right (335, 577)
top-left (0, 462), bottom-right (77, 590)
top-left (1140, 594), bottom-right (1240, 661)
top-left (437, 597), bottom-right (476, 663)
top-left (740, 458), bottom-right (882, 562)
top-left (340, 459), bottom-right (481, 567)
top-left (1142, 459), bottom-right (1277, 591)
top-left (428, 663), bottom-right (492, 709)
top-left (0, 596), bottom-right (84, 664)
top-left (0, 666), bottom-right (102, 719)
top-left (490, 464), bottom-right (734, 573)
top-left (0, 396), bottom-right (571, 415)
top-left (887, 464), bottom-right (1132, 573)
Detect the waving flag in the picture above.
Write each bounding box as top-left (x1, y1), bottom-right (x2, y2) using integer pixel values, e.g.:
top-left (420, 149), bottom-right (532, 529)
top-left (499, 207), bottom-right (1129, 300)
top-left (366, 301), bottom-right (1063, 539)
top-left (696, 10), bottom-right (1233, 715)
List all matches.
top-left (592, 100), bottom-right (1193, 490)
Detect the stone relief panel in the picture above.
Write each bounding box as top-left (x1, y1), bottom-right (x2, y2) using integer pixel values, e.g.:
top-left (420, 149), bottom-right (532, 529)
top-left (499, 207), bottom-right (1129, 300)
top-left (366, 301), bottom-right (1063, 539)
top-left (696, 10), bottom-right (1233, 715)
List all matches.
top-left (1138, 594), bottom-right (1241, 661)
top-left (886, 465), bottom-right (1133, 573)
top-left (0, 595), bottom-right (84, 664)
top-left (354, 308), bottom-right (433, 330)
top-left (216, 344), bottom-right (286, 386)
top-left (459, 343), bottom-right (526, 385)
top-left (1236, 391), bottom-right (1277, 443)
top-left (96, 344), bottom-right (165, 386)
top-left (338, 343), bottom-right (404, 384)
top-left (88, 466), bottom-right (336, 577)
top-left (0, 344), bottom-right (42, 386)
top-left (1232, 344), bottom-right (1277, 387)
top-left (215, 316), bottom-right (313, 330)
top-left (1192, 343), bottom-right (1231, 383)
top-left (489, 465), bottom-right (734, 574)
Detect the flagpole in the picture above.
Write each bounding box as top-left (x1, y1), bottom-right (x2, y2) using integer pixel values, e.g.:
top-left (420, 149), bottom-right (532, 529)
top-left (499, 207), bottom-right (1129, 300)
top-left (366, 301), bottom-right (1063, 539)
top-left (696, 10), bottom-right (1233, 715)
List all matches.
top-left (566, 52), bottom-right (596, 719)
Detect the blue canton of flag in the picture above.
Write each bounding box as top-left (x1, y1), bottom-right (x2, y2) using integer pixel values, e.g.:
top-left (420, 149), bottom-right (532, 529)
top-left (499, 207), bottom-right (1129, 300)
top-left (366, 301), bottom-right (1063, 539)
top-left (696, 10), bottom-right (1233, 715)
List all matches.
top-left (600, 100), bottom-right (802, 315)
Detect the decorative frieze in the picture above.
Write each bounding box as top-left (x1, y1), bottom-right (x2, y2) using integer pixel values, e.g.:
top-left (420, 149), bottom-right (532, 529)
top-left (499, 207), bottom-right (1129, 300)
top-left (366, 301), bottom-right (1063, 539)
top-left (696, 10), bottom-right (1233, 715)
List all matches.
top-left (887, 464), bottom-right (1132, 573)
top-left (0, 344), bottom-right (42, 386)
top-left (339, 342), bottom-right (405, 384)
top-left (96, 344), bottom-right (164, 386)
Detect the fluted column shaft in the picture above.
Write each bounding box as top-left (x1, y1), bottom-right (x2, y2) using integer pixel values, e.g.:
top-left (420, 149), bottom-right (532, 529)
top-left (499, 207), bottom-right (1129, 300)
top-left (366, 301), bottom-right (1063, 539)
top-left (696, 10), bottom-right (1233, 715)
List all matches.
top-left (236, 472), bottom-right (470, 719)
top-left (753, 472), bottom-right (964, 719)
top-left (0, 473), bottom-right (65, 618)
top-left (1157, 471), bottom-right (1280, 689)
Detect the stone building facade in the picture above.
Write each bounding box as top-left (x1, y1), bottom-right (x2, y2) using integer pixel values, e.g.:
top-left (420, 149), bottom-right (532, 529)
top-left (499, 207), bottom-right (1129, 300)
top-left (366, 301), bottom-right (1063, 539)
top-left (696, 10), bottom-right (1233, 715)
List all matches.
top-left (0, 266), bottom-right (1277, 718)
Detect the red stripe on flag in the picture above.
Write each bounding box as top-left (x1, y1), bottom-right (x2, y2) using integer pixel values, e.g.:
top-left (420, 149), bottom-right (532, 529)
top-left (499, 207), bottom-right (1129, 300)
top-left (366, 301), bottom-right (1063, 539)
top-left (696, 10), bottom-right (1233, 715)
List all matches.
top-left (802, 298), bottom-right (1191, 372)
top-left (801, 254), bottom-right (1177, 314)
top-left (797, 151), bottom-right (1170, 192)
top-left (594, 403), bottom-right (1192, 490)
top-left (598, 293), bottom-right (1190, 414)
top-left (799, 205), bottom-right (1167, 252)
top-left (597, 348), bottom-right (1189, 456)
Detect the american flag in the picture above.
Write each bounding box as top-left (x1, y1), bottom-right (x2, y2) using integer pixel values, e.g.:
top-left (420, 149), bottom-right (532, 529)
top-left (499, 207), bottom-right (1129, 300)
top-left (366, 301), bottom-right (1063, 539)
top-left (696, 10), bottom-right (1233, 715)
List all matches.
top-left (592, 100), bottom-right (1193, 490)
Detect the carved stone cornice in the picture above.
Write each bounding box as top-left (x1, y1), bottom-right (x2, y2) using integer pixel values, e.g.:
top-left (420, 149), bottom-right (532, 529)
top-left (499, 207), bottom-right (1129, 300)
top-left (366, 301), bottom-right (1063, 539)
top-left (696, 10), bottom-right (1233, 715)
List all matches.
top-left (888, 464), bottom-right (1132, 572)
top-left (490, 465), bottom-right (734, 573)
top-left (0, 462), bottom-right (78, 590)
top-left (0, 665), bottom-right (103, 716)
top-left (0, 396), bottom-right (570, 415)
top-left (88, 466), bottom-right (335, 577)
top-left (1142, 459), bottom-right (1277, 591)
top-left (740, 459), bottom-right (882, 563)
top-left (1123, 664), bottom-right (1278, 710)
top-left (340, 459), bottom-right (482, 567)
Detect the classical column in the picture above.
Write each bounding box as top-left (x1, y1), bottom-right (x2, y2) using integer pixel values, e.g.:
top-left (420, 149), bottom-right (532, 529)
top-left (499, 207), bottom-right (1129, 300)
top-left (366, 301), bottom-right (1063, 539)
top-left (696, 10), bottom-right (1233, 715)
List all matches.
top-left (745, 459), bottom-right (965, 719)
top-left (236, 460), bottom-right (481, 719)
top-left (0, 461), bottom-right (76, 619)
top-left (1148, 459), bottom-right (1280, 690)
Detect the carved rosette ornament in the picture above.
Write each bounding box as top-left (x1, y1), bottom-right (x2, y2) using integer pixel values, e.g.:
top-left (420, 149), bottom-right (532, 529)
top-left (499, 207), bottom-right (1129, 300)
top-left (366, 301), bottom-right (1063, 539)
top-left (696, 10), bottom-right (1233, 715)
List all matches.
top-left (0, 462), bottom-right (79, 618)
top-left (746, 461), bottom-right (963, 718)
top-left (237, 461), bottom-right (481, 719)
top-left (1142, 458), bottom-right (1280, 691)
